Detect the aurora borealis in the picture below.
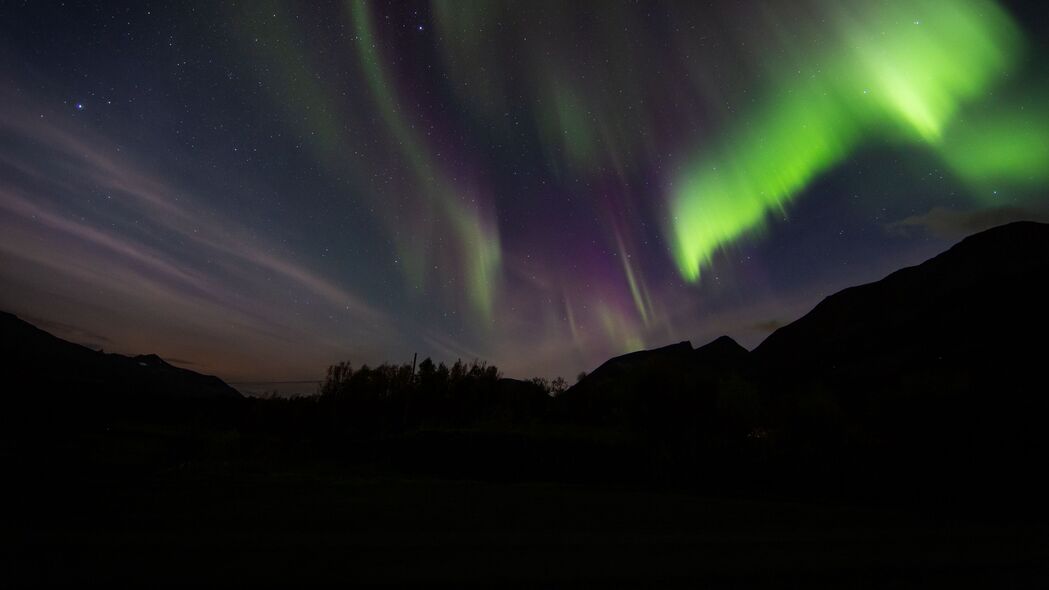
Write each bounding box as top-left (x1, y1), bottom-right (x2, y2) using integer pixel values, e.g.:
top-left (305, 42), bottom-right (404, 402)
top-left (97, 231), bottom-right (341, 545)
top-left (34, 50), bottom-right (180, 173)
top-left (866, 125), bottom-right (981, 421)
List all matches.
top-left (669, 0), bottom-right (1022, 279)
top-left (2, 0), bottom-right (1047, 387)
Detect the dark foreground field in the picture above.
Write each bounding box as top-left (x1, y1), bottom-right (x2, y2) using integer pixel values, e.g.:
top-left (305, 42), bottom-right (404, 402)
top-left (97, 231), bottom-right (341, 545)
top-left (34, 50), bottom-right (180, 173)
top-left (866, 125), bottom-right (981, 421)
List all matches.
top-left (5, 223), bottom-right (1049, 585)
top-left (4, 426), bottom-right (1047, 587)
top-left (9, 477), bottom-right (1048, 586)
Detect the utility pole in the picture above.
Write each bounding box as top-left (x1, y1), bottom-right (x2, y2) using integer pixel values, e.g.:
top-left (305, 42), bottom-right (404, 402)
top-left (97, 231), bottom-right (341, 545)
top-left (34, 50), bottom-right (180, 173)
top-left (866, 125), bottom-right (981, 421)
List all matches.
top-left (411, 352), bottom-right (417, 377)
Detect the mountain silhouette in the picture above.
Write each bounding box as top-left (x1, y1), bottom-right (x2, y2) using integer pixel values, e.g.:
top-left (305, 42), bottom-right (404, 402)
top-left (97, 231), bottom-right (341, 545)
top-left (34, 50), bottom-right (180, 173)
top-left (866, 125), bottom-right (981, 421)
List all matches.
top-left (6, 224), bottom-right (1048, 586)
top-left (0, 311), bottom-right (241, 400)
top-left (562, 220), bottom-right (1048, 416)
top-left (550, 221), bottom-right (1049, 496)
top-left (565, 336), bottom-right (749, 400)
top-left (693, 334), bottom-right (749, 369)
top-left (754, 220), bottom-right (1049, 381)
top-left (746, 222), bottom-right (1049, 459)
top-left (568, 341), bottom-right (695, 394)
top-left (4, 221), bottom-right (1048, 497)
top-left (559, 336), bottom-right (753, 438)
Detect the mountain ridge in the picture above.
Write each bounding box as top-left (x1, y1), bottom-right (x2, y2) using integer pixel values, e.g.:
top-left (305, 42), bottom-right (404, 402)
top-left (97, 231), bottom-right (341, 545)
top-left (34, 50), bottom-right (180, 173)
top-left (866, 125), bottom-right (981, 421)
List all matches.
top-left (1, 310), bottom-right (242, 400)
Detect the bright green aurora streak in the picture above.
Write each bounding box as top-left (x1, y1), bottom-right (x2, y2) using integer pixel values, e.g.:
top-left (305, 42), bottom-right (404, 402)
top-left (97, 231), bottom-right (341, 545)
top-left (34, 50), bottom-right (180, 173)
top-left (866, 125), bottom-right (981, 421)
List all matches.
top-left (670, 0), bottom-right (1025, 281)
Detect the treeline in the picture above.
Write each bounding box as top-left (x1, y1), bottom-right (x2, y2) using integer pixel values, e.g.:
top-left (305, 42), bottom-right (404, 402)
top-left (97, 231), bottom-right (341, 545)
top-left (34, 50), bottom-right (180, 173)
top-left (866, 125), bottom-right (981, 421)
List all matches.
top-left (234, 354), bottom-right (776, 488)
top-left (306, 356), bottom-right (755, 439)
top-left (314, 358), bottom-right (549, 432)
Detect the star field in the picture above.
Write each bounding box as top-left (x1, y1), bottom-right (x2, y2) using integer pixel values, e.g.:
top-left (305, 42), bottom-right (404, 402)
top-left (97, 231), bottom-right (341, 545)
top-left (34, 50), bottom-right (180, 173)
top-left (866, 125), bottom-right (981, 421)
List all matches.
top-left (1, 0), bottom-right (1047, 385)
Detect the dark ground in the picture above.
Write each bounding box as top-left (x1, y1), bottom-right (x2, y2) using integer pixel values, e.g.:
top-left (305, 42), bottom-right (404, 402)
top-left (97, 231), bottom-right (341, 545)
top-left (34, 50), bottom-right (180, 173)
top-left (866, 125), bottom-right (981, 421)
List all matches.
top-left (3, 423), bottom-right (1047, 587)
top-left (5, 223), bottom-right (1049, 585)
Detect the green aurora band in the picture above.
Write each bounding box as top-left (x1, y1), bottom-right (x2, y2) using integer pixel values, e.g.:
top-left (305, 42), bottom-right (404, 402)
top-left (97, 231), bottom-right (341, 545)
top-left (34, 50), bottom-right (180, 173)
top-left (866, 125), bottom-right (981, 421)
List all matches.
top-left (669, 0), bottom-right (1026, 281)
top-left (939, 95), bottom-right (1049, 194)
top-left (232, 0), bottom-right (1047, 355)
top-left (232, 1), bottom-right (503, 321)
top-left (351, 0), bottom-right (502, 319)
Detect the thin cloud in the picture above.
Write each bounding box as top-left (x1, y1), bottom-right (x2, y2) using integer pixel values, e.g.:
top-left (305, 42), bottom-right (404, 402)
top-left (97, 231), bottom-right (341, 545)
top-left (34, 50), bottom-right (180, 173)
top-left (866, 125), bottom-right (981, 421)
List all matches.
top-left (0, 88), bottom-right (401, 380)
top-left (750, 319), bottom-right (785, 334)
top-left (22, 315), bottom-right (112, 346)
top-left (886, 206), bottom-right (1049, 240)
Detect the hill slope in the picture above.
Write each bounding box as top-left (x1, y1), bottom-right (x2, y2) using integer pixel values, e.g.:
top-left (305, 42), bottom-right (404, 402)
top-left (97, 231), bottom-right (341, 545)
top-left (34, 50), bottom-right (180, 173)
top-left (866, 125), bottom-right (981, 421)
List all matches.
top-left (0, 311), bottom-right (241, 400)
top-left (557, 221), bottom-right (1049, 492)
top-left (754, 220), bottom-right (1049, 382)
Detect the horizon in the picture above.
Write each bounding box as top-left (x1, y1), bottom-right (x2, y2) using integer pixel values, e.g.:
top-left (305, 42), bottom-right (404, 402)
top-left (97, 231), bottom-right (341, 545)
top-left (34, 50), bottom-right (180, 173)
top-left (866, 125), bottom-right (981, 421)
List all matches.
top-left (4, 214), bottom-right (1040, 393)
top-left (3, 0), bottom-right (1049, 384)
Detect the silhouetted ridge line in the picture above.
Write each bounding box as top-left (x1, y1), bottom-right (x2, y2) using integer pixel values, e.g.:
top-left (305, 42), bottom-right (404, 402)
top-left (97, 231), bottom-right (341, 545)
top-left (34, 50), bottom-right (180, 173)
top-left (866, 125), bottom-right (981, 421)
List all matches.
top-left (0, 311), bottom-right (241, 400)
top-left (4, 222), bottom-right (1049, 506)
top-left (752, 220), bottom-right (1049, 379)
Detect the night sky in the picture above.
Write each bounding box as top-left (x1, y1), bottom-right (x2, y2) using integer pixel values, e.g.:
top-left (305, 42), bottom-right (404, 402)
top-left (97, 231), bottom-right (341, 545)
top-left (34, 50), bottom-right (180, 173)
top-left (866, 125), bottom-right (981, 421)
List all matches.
top-left (2, 1), bottom-right (1047, 386)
